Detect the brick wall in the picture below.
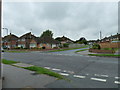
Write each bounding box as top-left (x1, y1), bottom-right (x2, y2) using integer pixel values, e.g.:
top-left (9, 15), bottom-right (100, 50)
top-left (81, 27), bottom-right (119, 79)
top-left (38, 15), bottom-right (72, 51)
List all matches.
top-left (89, 49), bottom-right (115, 54)
top-left (99, 42), bottom-right (120, 48)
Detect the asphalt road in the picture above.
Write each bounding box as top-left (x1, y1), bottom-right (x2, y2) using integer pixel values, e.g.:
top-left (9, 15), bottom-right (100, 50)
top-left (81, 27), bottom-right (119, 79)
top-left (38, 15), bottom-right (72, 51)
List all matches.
top-left (2, 50), bottom-right (119, 88)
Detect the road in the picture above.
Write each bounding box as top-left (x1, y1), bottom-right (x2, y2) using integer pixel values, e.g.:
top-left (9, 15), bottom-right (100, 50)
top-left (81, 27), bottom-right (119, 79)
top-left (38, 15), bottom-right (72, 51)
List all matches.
top-left (2, 49), bottom-right (119, 88)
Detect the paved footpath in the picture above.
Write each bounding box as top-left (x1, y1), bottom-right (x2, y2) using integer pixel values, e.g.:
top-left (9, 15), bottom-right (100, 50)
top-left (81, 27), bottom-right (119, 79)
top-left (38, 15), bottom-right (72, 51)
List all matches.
top-left (2, 64), bottom-right (56, 88)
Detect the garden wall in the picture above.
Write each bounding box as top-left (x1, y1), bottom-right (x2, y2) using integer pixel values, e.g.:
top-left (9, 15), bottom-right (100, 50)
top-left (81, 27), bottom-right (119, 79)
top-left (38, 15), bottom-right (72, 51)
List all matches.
top-left (89, 49), bottom-right (115, 54)
top-left (99, 42), bottom-right (120, 48)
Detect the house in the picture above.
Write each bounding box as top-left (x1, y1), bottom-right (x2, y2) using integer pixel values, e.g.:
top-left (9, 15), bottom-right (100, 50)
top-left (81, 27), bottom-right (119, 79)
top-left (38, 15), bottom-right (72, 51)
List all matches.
top-left (2, 33), bottom-right (18, 49)
top-left (100, 33), bottom-right (120, 42)
top-left (29, 36), bottom-right (60, 49)
top-left (98, 33), bottom-right (120, 48)
top-left (17, 32), bottom-right (36, 49)
top-left (55, 36), bottom-right (74, 44)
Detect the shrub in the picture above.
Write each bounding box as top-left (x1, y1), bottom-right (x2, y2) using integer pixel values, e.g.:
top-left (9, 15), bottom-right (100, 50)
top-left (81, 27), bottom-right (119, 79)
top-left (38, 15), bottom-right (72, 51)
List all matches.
top-left (15, 47), bottom-right (21, 49)
top-left (92, 43), bottom-right (101, 49)
top-left (63, 43), bottom-right (69, 48)
top-left (42, 47), bottom-right (46, 49)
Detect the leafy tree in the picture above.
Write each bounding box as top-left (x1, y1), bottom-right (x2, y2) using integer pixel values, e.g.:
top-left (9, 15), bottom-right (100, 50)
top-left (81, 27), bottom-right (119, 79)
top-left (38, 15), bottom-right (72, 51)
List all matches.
top-left (40, 30), bottom-right (53, 38)
top-left (92, 43), bottom-right (101, 49)
top-left (75, 37), bottom-right (88, 45)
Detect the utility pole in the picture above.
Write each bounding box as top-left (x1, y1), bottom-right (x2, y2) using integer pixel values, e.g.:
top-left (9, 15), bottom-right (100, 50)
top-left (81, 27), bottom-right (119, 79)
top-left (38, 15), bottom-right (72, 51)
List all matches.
top-left (100, 31), bottom-right (102, 40)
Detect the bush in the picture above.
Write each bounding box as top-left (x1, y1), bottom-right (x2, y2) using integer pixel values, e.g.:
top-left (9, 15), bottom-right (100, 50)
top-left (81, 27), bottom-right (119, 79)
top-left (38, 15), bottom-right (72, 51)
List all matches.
top-left (63, 43), bottom-right (69, 48)
top-left (92, 43), bottom-right (101, 49)
top-left (15, 47), bottom-right (21, 49)
top-left (42, 47), bottom-right (46, 49)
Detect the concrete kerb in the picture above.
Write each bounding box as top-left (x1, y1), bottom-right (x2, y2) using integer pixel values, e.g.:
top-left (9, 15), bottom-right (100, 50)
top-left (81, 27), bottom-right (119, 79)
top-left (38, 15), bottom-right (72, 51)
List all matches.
top-left (12, 63), bottom-right (34, 67)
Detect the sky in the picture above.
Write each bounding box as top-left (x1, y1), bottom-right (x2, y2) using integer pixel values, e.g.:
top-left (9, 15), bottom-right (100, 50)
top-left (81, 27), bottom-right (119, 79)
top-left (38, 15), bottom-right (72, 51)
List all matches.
top-left (2, 1), bottom-right (118, 41)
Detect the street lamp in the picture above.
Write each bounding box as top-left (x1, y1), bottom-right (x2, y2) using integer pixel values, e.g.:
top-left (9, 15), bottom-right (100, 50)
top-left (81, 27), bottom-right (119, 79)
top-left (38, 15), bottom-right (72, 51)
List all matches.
top-left (2, 28), bottom-right (8, 35)
top-left (2, 28), bottom-right (9, 49)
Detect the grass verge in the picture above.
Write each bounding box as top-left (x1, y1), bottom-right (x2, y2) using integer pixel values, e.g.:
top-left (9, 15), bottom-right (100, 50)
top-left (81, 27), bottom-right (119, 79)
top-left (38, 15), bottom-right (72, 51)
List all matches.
top-left (75, 49), bottom-right (88, 53)
top-left (2, 59), bottom-right (19, 65)
top-left (49, 45), bottom-right (89, 52)
top-left (2, 59), bottom-right (69, 81)
top-left (88, 54), bottom-right (120, 57)
top-left (5, 50), bottom-right (29, 53)
top-left (23, 66), bottom-right (68, 80)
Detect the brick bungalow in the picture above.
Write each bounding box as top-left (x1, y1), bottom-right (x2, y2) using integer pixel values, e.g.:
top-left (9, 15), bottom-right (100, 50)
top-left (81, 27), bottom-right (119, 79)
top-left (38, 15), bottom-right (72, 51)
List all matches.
top-left (29, 36), bottom-right (60, 49)
top-left (2, 33), bottom-right (18, 49)
top-left (17, 32), bottom-right (36, 49)
top-left (55, 36), bottom-right (74, 44)
top-left (99, 33), bottom-right (120, 48)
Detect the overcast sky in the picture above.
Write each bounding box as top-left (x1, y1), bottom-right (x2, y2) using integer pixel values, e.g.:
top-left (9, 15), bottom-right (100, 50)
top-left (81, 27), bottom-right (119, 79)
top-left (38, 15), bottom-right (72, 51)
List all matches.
top-left (2, 1), bottom-right (118, 40)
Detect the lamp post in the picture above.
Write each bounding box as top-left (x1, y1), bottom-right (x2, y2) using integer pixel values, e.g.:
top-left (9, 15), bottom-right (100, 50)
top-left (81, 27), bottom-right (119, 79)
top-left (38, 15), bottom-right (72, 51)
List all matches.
top-left (2, 28), bottom-right (8, 36)
top-left (2, 28), bottom-right (9, 49)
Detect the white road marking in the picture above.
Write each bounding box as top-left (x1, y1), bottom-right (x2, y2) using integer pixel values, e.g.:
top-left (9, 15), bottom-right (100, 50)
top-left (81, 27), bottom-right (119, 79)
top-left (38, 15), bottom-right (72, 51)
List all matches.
top-left (115, 77), bottom-right (120, 79)
top-left (91, 78), bottom-right (106, 82)
top-left (114, 81), bottom-right (120, 84)
top-left (67, 71), bottom-right (74, 74)
top-left (73, 75), bottom-right (86, 79)
top-left (52, 68), bottom-right (61, 71)
top-left (44, 67), bottom-right (51, 69)
top-left (63, 70), bottom-right (67, 72)
top-left (100, 75), bottom-right (108, 77)
top-left (59, 73), bottom-right (69, 76)
top-left (94, 74), bottom-right (108, 77)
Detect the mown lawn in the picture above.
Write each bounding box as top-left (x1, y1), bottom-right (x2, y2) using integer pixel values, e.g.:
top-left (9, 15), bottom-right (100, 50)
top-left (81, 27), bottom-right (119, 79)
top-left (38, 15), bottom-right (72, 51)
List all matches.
top-left (2, 59), bottom-right (68, 80)
top-left (23, 66), bottom-right (66, 80)
top-left (2, 59), bottom-right (19, 65)
top-left (5, 50), bottom-right (29, 53)
top-left (88, 54), bottom-right (120, 57)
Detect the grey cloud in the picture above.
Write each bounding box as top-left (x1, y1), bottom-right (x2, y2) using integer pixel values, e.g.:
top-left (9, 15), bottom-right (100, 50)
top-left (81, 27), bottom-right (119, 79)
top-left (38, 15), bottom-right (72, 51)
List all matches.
top-left (3, 2), bottom-right (118, 40)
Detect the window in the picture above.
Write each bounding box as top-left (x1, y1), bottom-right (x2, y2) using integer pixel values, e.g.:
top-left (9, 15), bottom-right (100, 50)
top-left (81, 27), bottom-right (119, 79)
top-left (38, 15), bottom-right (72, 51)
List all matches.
top-left (21, 38), bottom-right (25, 41)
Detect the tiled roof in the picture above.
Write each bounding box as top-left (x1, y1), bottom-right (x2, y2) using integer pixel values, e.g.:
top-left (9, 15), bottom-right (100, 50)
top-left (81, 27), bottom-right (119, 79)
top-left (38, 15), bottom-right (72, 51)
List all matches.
top-left (2, 34), bottom-right (18, 41)
top-left (35, 36), bottom-right (60, 44)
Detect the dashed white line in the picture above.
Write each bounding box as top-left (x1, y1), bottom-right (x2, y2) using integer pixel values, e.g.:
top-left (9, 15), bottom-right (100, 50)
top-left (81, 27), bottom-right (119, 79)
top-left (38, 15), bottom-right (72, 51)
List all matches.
top-left (94, 74), bottom-right (108, 77)
top-left (114, 81), bottom-right (120, 84)
top-left (59, 73), bottom-right (69, 76)
top-left (91, 78), bottom-right (106, 82)
top-left (100, 75), bottom-right (108, 77)
top-left (73, 75), bottom-right (86, 79)
top-left (44, 67), bottom-right (51, 69)
top-left (115, 77), bottom-right (120, 79)
top-left (52, 68), bottom-right (61, 71)
top-left (63, 70), bottom-right (67, 72)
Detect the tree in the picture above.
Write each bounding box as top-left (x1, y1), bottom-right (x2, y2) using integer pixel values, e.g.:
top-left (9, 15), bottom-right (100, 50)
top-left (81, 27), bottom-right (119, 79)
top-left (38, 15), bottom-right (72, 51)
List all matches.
top-left (75, 37), bottom-right (88, 45)
top-left (40, 30), bottom-right (53, 38)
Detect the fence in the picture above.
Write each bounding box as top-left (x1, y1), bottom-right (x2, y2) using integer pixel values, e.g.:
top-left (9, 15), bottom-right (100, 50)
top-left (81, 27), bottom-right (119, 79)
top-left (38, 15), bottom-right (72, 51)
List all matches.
top-left (99, 42), bottom-right (120, 48)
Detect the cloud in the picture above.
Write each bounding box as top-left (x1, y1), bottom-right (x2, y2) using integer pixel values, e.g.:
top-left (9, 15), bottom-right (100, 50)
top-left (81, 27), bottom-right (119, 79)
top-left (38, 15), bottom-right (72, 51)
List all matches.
top-left (3, 2), bottom-right (118, 40)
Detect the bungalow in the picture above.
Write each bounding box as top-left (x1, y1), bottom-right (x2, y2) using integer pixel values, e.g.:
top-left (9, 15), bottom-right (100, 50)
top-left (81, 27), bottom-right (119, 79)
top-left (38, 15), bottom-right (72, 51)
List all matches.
top-left (100, 33), bottom-right (120, 42)
top-left (29, 36), bottom-right (60, 49)
top-left (17, 32), bottom-right (36, 49)
top-left (55, 36), bottom-right (74, 44)
top-left (2, 33), bottom-right (18, 49)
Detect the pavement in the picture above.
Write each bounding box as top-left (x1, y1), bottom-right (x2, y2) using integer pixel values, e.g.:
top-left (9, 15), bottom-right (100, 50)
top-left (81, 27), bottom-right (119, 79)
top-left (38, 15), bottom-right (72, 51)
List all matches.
top-left (2, 64), bottom-right (56, 88)
top-left (77, 50), bottom-right (97, 55)
top-left (1, 48), bottom-right (119, 88)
